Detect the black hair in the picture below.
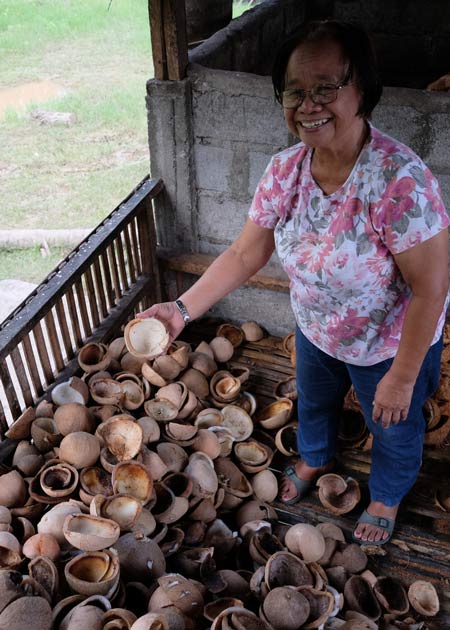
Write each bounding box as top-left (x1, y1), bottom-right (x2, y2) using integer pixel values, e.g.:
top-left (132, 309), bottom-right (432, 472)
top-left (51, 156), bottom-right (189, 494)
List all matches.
top-left (272, 20), bottom-right (382, 118)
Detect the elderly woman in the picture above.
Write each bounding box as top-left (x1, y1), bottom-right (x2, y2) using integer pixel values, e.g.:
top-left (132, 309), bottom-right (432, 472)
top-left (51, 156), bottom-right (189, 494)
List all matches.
top-left (140, 20), bottom-right (449, 545)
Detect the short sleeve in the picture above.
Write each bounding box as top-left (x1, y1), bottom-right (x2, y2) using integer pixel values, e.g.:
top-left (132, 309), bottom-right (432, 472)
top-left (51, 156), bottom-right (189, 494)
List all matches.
top-left (373, 160), bottom-right (450, 254)
top-left (248, 157), bottom-right (279, 229)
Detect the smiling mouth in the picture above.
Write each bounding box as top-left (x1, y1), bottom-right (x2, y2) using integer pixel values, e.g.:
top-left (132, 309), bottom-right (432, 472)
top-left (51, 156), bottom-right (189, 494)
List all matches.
top-left (298, 118), bottom-right (332, 129)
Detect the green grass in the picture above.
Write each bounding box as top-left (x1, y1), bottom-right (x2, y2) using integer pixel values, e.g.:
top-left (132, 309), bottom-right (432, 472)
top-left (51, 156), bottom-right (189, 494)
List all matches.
top-left (0, 0), bottom-right (257, 283)
top-left (0, 247), bottom-right (72, 283)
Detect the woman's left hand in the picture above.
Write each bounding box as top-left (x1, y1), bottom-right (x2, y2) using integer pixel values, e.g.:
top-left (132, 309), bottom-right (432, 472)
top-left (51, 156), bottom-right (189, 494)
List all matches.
top-left (372, 370), bottom-right (415, 429)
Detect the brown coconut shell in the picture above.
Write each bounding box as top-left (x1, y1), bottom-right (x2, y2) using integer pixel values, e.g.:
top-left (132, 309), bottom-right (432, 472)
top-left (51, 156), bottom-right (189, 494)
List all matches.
top-left (316, 474), bottom-right (361, 515)
top-left (407, 580), bottom-right (440, 616)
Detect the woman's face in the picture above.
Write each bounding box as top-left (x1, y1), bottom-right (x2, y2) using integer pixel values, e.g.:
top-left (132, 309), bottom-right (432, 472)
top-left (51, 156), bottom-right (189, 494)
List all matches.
top-left (283, 39), bottom-right (365, 154)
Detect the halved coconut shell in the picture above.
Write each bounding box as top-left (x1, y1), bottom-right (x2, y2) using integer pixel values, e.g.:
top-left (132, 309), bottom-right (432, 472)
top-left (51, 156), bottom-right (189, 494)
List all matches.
top-left (156, 383), bottom-right (187, 411)
top-left (263, 586), bottom-right (310, 629)
top-left (195, 408), bottom-right (223, 429)
top-left (78, 342), bottom-right (111, 374)
top-left (5, 407), bottom-right (35, 440)
top-left (97, 416), bottom-right (143, 461)
top-left (144, 398), bottom-right (178, 423)
top-left (100, 494), bottom-right (143, 530)
top-left (373, 576), bottom-right (409, 616)
top-left (209, 337), bottom-right (234, 363)
top-left (275, 422), bottom-right (299, 457)
top-left (63, 513), bottom-right (120, 551)
top-left (124, 318), bottom-right (169, 360)
top-left (274, 377), bottom-right (297, 400)
top-left (221, 405), bottom-right (253, 442)
top-left (285, 524), bottom-right (326, 563)
top-left (216, 323), bottom-right (245, 347)
top-left (185, 452), bottom-right (218, 499)
top-left (90, 378), bottom-right (124, 406)
top-left (64, 549), bottom-right (120, 597)
top-left (316, 474), bottom-right (361, 515)
top-left (210, 371), bottom-right (241, 403)
top-left (408, 580), bottom-right (440, 616)
top-left (241, 321), bottom-right (264, 342)
top-left (254, 398), bottom-right (293, 430)
top-left (157, 573), bottom-right (203, 617)
top-left (264, 551), bottom-right (314, 590)
top-left (297, 586), bottom-right (335, 629)
top-left (51, 377), bottom-right (90, 407)
top-left (112, 461), bottom-right (153, 504)
top-left (344, 575), bottom-right (381, 620)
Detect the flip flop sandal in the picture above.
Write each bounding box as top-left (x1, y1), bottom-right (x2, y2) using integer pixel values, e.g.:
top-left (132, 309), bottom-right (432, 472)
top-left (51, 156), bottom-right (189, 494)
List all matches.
top-left (352, 509), bottom-right (395, 546)
top-left (280, 464), bottom-right (315, 505)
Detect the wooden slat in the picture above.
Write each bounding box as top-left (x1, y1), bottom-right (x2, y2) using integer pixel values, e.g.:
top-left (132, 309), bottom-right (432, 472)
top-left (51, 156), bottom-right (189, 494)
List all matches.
top-left (114, 238), bottom-right (129, 293)
top-left (100, 252), bottom-right (115, 311)
top-left (0, 360), bottom-right (20, 423)
top-left (0, 397), bottom-right (5, 433)
top-left (160, 251), bottom-right (290, 293)
top-left (142, 194), bottom-right (162, 303)
top-left (32, 322), bottom-right (53, 384)
top-left (107, 244), bottom-right (122, 304)
top-left (44, 311), bottom-right (65, 373)
top-left (148, 0), bottom-right (167, 80)
top-left (130, 217), bottom-right (143, 276)
top-left (74, 278), bottom-right (92, 339)
top-left (28, 275), bottom-right (154, 403)
top-left (9, 346), bottom-right (33, 407)
top-left (84, 267), bottom-right (101, 329)
top-left (123, 225), bottom-right (137, 284)
top-left (65, 288), bottom-right (83, 349)
top-left (21, 335), bottom-right (43, 398)
top-left (162, 0), bottom-right (188, 80)
top-left (93, 259), bottom-right (108, 319)
top-left (0, 177), bottom-right (163, 359)
top-left (55, 299), bottom-right (75, 362)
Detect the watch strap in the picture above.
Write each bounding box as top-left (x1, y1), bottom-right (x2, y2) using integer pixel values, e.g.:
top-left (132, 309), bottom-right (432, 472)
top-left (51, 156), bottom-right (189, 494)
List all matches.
top-left (175, 299), bottom-right (191, 324)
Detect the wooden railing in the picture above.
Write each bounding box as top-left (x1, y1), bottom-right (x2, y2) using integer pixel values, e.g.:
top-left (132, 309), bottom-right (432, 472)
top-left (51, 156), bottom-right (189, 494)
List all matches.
top-left (0, 176), bottom-right (164, 433)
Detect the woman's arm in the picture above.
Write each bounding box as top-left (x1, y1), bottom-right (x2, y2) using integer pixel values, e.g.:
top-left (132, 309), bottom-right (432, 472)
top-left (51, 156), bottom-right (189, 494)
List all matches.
top-left (138, 219), bottom-right (275, 341)
top-left (372, 229), bottom-right (449, 427)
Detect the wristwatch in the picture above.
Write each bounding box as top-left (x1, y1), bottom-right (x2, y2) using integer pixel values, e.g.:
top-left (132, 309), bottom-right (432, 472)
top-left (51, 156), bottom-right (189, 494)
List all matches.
top-left (175, 299), bottom-right (191, 324)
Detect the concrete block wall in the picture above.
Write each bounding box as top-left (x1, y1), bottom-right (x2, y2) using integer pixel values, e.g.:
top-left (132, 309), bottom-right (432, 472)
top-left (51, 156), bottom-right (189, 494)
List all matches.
top-left (146, 0), bottom-right (450, 334)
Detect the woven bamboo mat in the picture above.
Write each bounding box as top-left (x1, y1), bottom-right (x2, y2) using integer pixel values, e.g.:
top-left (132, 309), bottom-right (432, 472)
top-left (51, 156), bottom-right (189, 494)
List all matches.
top-left (184, 319), bottom-right (450, 626)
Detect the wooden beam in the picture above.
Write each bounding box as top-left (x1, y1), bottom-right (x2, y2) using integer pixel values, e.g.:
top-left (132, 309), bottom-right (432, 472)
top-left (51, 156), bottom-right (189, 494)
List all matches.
top-left (148, 0), bottom-right (166, 80)
top-left (163, 0), bottom-right (188, 80)
top-left (148, 0), bottom-right (188, 81)
top-left (158, 251), bottom-right (291, 293)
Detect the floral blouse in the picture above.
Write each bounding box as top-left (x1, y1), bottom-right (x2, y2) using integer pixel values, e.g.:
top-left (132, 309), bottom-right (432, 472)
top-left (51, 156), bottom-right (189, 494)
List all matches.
top-left (248, 124), bottom-right (450, 365)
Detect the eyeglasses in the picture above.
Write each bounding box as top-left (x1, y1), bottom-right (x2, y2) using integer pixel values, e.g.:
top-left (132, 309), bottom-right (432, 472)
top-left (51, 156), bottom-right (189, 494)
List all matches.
top-left (281, 79), bottom-right (350, 109)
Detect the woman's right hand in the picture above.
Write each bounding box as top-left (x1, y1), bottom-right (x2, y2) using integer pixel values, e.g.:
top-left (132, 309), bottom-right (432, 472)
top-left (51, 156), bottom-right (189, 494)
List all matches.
top-left (136, 302), bottom-right (185, 345)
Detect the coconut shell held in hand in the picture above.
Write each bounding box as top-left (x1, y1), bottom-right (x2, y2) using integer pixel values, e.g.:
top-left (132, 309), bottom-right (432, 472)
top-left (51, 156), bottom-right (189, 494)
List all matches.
top-left (124, 318), bottom-right (170, 360)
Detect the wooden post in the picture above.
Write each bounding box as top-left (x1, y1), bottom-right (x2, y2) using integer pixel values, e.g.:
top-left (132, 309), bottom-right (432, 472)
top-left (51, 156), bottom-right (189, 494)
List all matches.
top-left (148, 0), bottom-right (188, 81)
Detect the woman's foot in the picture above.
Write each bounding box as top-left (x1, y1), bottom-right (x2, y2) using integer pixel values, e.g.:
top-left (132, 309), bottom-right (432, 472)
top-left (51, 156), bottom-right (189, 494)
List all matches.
top-left (353, 501), bottom-right (399, 544)
top-left (280, 459), bottom-right (335, 502)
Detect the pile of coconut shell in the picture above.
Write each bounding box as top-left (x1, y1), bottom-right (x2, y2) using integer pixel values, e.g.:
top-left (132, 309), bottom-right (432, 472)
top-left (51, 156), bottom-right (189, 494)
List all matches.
top-left (0, 317), bottom-right (440, 629)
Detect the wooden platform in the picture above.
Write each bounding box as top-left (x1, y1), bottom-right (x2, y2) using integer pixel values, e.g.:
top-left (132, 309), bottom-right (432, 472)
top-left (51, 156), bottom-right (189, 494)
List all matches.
top-left (184, 320), bottom-right (450, 628)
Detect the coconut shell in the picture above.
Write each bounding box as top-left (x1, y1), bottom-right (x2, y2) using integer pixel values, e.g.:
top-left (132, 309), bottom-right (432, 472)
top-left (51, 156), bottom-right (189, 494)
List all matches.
top-left (263, 586), bottom-right (310, 629)
top-left (317, 474), bottom-right (361, 515)
top-left (408, 580), bottom-right (440, 616)
top-left (344, 575), bottom-right (381, 620)
top-left (124, 318), bottom-right (169, 360)
top-left (209, 337), bottom-right (234, 363)
top-left (59, 432), bottom-right (101, 469)
top-left (285, 524), bottom-right (326, 563)
top-left (63, 513), bottom-right (120, 551)
top-left (0, 596), bottom-right (52, 630)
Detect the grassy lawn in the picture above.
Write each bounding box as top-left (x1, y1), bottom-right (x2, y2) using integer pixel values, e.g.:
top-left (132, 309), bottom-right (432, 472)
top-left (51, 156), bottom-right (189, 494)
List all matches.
top-left (0, 0), bottom-right (256, 283)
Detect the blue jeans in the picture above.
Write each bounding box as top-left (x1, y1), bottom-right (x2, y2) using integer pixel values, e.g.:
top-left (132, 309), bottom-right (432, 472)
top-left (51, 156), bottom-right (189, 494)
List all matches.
top-left (295, 327), bottom-right (443, 506)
